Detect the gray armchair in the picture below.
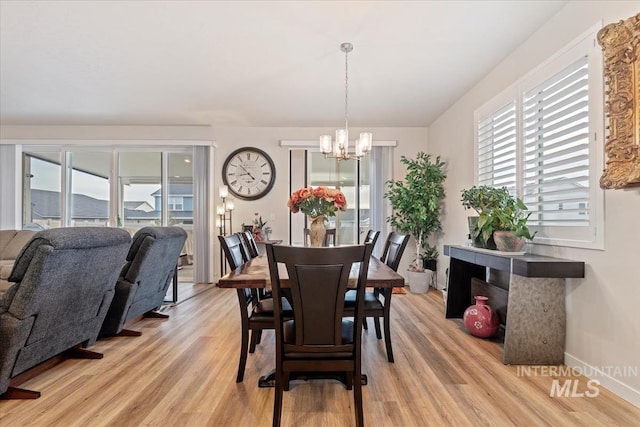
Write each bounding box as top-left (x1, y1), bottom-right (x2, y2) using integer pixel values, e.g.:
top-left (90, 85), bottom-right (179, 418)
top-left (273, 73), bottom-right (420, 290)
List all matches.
top-left (0, 227), bottom-right (131, 399)
top-left (100, 226), bottom-right (187, 337)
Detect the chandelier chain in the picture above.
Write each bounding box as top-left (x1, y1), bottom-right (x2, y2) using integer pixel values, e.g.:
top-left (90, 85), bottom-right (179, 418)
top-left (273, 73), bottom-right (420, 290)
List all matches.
top-left (319, 42), bottom-right (370, 161)
top-left (344, 45), bottom-right (349, 134)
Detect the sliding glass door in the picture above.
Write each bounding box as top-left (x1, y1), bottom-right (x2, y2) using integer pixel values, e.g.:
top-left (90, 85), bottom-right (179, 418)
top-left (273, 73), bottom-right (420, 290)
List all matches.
top-left (68, 151), bottom-right (111, 227)
top-left (290, 147), bottom-right (385, 252)
top-left (23, 152), bottom-right (62, 230)
top-left (22, 147), bottom-right (198, 302)
top-left (307, 153), bottom-right (358, 245)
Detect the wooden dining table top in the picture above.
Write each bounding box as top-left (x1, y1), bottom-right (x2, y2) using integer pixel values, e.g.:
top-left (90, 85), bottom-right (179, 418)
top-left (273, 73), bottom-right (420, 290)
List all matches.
top-left (217, 254), bottom-right (405, 289)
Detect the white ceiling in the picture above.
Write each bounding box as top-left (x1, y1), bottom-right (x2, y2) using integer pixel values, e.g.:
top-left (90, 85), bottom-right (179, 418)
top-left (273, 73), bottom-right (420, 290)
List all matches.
top-left (0, 1), bottom-right (568, 128)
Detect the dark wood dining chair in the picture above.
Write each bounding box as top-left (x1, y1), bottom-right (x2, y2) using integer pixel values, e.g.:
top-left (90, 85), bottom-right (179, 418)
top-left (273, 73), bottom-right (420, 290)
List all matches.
top-left (238, 231), bottom-right (271, 299)
top-left (218, 234), bottom-right (291, 382)
top-left (266, 243), bottom-right (373, 427)
top-left (344, 232), bottom-right (410, 363)
top-left (303, 227), bottom-right (336, 246)
top-left (364, 229), bottom-right (380, 248)
top-left (239, 231), bottom-right (259, 259)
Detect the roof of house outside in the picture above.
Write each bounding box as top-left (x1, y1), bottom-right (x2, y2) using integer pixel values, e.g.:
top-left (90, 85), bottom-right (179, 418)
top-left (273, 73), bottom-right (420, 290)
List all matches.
top-left (124, 201), bottom-right (154, 212)
top-left (150, 183), bottom-right (193, 197)
top-left (29, 189), bottom-right (193, 220)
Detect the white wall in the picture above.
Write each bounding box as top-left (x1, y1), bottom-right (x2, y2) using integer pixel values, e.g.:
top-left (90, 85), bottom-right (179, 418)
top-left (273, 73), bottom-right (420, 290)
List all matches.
top-left (429, 2), bottom-right (640, 407)
top-left (211, 126), bottom-right (428, 274)
top-left (0, 124), bottom-right (428, 277)
top-left (0, 144), bottom-right (22, 229)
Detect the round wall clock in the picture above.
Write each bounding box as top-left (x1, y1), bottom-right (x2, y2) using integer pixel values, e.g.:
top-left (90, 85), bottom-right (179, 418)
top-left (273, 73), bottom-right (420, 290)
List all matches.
top-left (222, 147), bottom-right (276, 200)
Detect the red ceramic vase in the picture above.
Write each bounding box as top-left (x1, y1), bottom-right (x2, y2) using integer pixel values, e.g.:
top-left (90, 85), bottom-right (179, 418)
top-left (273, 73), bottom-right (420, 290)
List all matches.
top-left (463, 295), bottom-right (499, 338)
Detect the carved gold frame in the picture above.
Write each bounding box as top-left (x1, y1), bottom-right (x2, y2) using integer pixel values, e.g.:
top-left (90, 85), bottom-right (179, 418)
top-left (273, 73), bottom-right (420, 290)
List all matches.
top-left (598, 13), bottom-right (640, 189)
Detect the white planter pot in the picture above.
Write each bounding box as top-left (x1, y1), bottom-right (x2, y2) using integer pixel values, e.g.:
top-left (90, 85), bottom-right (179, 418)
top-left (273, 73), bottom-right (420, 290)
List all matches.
top-left (407, 270), bottom-right (432, 294)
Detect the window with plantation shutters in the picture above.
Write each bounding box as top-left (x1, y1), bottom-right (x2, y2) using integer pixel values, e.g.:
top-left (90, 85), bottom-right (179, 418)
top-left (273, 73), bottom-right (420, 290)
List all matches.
top-left (522, 56), bottom-right (590, 227)
top-left (473, 27), bottom-right (604, 250)
top-left (477, 101), bottom-right (517, 191)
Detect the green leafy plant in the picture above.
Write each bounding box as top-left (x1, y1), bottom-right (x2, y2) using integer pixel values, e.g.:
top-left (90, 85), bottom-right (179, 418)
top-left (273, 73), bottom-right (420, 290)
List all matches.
top-left (490, 197), bottom-right (536, 239)
top-left (461, 185), bottom-right (512, 215)
top-left (461, 185), bottom-right (535, 246)
top-left (385, 153), bottom-right (447, 270)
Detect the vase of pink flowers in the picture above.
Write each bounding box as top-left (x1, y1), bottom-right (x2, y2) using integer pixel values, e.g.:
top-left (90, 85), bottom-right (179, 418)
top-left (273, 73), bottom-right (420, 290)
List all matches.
top-left (251, 213), bottom-right (270, 242)
top-left (287, 186), bottom-right (347, 247)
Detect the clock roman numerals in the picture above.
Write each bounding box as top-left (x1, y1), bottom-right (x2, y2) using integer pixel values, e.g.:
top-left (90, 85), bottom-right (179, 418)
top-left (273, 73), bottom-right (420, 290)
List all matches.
top-left (223, 148), bottom-right (275, 200)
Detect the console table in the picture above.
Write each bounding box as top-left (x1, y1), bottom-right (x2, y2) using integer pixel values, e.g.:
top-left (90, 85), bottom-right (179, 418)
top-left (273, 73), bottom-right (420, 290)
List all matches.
top-left (444, 245), bottom-right (584, 365)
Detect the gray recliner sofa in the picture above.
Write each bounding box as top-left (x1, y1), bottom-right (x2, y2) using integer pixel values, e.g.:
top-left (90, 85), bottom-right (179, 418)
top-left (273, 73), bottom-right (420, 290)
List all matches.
top-left (100, 226), bottom-right (187, 336)
top-left (0, 227), bottom-right (131, 399)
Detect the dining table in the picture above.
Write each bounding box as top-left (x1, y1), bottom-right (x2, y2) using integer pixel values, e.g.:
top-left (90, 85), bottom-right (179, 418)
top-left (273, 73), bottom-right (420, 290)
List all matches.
top-left (217, 253), bottom-right (405, 290)
top-left (217, 252), bottom-right (405, 387)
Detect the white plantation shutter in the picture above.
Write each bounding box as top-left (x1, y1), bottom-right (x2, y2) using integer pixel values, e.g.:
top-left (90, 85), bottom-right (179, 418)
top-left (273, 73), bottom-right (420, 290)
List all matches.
top-left (522, 56), bottom-right (590, 227)
top-left (473, 28), bottom-right (603, 249)
top-left (477, 101), bottom-right (517, 192)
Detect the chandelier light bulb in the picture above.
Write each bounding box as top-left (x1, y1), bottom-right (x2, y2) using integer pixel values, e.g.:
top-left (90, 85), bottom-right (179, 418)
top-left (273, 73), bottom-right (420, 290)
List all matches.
top-left (320, 135), bottom-right (332, 154)
top-left (359, 132), bottom-right (372, 153)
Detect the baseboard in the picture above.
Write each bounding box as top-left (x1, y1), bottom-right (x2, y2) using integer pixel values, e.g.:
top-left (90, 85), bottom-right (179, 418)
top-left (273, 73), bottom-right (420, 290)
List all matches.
top-left (565, 352), bottom-right (640, 408)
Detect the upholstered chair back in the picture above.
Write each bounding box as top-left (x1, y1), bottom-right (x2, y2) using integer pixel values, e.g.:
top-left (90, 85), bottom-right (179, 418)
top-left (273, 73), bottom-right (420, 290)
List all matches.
top-left (100, 226), bottom-right (187, 336)
top-left (0, 227), bottom-right (131, 395)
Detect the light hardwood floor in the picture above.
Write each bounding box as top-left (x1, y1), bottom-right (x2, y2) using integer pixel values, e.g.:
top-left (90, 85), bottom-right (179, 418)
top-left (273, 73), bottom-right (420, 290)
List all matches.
top-left (1, 286), bottom-right (638, 426)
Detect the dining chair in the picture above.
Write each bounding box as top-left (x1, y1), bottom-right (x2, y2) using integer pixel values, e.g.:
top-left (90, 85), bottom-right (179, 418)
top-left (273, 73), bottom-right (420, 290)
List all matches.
top-left (238, 231), bottom-right (271, 299)
top-left (344, 232), bottom-right (410, 363)
top-left (239, 231), bottom-right (259, 259)
top-left (364, 229), bottom-right (380, 249)
top-left (303, 227), bottom-right (336, 246)
top-left (266, 242), bottom-right (373, 427)
top-left (218, 234), bottom-right (292, 382)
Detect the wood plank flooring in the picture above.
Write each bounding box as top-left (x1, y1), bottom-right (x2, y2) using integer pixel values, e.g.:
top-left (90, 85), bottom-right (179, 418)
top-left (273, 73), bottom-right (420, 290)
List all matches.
top-left (1, 286), bottom-right (638, 426)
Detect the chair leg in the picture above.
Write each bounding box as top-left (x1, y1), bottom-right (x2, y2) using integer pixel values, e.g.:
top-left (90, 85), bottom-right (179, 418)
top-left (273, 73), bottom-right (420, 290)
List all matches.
top-left (256, 330), bottom-right (263, 344)
top-left (345, 372), bottom-right (353, 390)
top-left (249, 330), bottom-right (259, 353)
top-left (68, 347), bottom-right (103, 359)
top-left (283, 372), bottom-right (291, 391)
top-left (362, 317), bottom-right (368, 330)
top-left (237, 326), bottom-right (250, 382)
top-left (382, 289), bottom-right (394, 363)
top-left (373, 317), bottom-right (382, 339)
top-left (144, 310), bottom-right (169, 319)
top-left (353, 370), bottom-right (364, 427)
top-left (0, 387), bottom-right (41, 400)
top-left (383, 316), bottom-right (394, 363)
top-left (117, 329), bottom-right (143, 337)
top-left (273, 373), bottom-right (284, 427)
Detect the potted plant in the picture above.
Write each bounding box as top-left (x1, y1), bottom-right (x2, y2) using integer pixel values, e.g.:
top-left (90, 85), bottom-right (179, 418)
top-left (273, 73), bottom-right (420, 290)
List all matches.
top-left (490, 196), bottom-right (536, 252)
top-left (461, 185), bottom-right (535, 251)
top-left (460, 185), bottom-right (512, 249)
top-left (385, 152), bottom-right (446, 293)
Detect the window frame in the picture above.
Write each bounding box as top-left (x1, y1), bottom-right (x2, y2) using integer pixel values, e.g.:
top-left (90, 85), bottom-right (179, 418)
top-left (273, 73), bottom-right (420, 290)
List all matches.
top-left (474, 25), bottom-right (605, 250)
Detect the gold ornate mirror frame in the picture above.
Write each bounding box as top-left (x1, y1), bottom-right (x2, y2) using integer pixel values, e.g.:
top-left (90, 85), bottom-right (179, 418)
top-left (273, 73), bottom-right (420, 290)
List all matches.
top-left (598, 13), bottom-right (640, 189)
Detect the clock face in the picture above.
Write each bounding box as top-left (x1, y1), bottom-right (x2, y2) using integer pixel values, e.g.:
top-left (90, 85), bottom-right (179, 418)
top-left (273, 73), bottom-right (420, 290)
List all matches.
top-left (222, 147), bottom-right (276, 200)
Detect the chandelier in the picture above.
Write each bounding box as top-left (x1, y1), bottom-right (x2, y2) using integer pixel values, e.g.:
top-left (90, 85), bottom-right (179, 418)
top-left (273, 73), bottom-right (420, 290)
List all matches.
top-left (320, 42), bottom-right (372, 161)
